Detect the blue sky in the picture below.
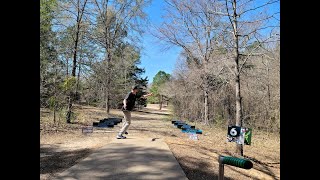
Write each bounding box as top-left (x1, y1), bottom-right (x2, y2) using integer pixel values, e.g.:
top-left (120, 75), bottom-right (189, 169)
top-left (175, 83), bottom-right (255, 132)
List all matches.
top-left (138, 0), bottom-right (279, 83)
top-left (139, 35), bottom-right (181, 83)
top-left (138, 0), bottom-right (181, 83)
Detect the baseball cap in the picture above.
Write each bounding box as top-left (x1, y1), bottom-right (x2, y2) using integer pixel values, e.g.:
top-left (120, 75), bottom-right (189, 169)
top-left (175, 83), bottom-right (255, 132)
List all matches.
top-left (132, 85), bottom-right (140, 90)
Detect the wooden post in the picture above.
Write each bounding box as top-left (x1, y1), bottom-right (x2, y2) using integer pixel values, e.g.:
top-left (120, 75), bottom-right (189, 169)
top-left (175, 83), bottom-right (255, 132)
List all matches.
top-left (218, 155), bottom-right (224, 180)
top-left (219, 163), bottom-right (224, 180)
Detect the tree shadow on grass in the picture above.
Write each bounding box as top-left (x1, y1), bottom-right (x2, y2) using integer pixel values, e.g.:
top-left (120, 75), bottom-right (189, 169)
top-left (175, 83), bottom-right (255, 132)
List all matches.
top-left (167, 142), bottom-right (279, 180)
top-left (175, 156), bottom-right (233, 180)
top-left (40, 145), bottom-right (92, 175)
top-left (50, 143), bottom-right (188, 180)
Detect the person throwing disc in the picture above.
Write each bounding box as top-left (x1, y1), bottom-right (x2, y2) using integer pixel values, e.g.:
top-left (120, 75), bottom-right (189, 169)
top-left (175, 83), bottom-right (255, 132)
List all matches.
top-left (116, 85), bottom-right (153, 139)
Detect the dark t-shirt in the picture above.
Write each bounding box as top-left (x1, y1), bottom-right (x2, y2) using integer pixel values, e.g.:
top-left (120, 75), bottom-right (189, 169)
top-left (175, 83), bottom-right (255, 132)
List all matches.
top-left (122, 92), bottom-right (136, 111)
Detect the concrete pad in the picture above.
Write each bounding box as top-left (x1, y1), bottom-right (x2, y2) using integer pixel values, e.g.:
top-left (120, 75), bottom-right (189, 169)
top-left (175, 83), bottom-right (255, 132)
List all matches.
top-left (53, 136), bottom-right (188, 180)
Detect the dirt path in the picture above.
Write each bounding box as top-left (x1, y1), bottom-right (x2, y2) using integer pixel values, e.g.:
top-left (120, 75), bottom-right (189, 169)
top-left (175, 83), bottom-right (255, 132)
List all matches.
top-left (40, 104), bottom-right (280, 180)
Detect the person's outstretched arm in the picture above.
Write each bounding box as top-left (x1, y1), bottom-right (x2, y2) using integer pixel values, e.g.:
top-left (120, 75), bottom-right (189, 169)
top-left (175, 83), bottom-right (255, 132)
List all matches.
top-left (141, 93), bottom-right (153, 99)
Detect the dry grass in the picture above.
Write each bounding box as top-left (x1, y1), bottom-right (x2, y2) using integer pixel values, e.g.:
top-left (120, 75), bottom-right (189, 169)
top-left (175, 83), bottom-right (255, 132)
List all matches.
top-left (40, 104), bottom-right (280, 180)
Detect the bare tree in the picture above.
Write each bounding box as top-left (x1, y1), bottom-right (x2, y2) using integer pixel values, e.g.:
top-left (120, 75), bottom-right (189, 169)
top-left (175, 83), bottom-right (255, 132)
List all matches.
top-left (155, 0), bottom-right (279, 156)
top-left (154, 0), bottom-right (228, 124)
top-left (220, 0), bottom-right (279, 156)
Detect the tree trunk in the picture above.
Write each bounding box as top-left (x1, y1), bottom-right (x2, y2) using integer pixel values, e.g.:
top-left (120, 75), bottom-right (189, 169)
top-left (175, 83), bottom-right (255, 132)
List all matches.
top-left (66, 8), bottom-right (80, 123)
top-left (72, 23), bottom-right (80, 77)
top-left (235, 74), bottom-right (243, 156)
top-left (106, 90), bottom-right (109, 113)
top-left (203, 60), bottom-right (209, 125)
top-left (66, 96), bottom-right (72, 123)
top-left (53, 66), bottom-right (57, 124)
top-left (75, 52), bottom-right (82, 102)
top-left (53, 106), bottom-right (56, 124)
top-left (231, 0), bottom-right (243, 157)
top-left (204, 88), bottom-right (209, 125)
top-left (66, 57), bottom-right (69, 76)
top-left (159, 95), bottom-right (163, 110)
top-left (106, 91), bottom-right (110, 115)
top-left (66, 0), bottom-right (87, 123)
top-left (203, 56), bottom-right (209, 125)
top-left (266, 57), bottom-right (271, 119)
top-left (106, 86), bottom-right (110, 115)
top-left (105, 47), bottom-right (112, 115)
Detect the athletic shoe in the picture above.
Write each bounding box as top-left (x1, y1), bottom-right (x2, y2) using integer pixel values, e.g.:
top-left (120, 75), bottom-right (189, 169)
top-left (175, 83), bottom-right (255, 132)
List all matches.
top-left (116, 134), bottom-right (127, 139)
